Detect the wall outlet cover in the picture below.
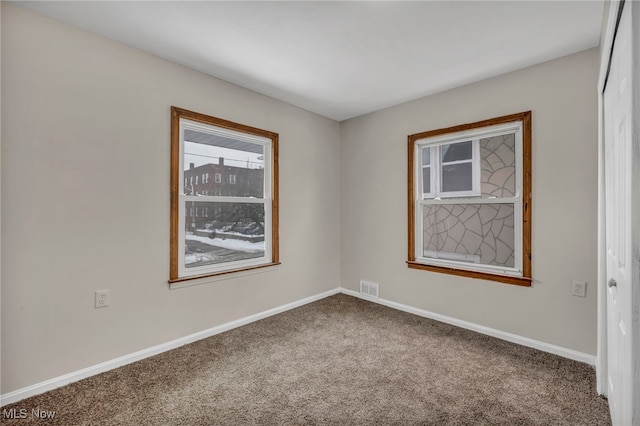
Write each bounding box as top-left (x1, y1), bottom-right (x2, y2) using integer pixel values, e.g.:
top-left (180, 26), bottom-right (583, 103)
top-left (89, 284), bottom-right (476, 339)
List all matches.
top-left (571, 281), bottom-right (586, 298)
top-left (95, 289), bottom-right (111, 308)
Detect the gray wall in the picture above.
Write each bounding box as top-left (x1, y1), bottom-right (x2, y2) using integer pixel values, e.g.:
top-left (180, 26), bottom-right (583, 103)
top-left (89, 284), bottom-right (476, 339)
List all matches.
top-left (340, 48), bottom-right (600, 355)
top-left (1, 4), bottom-right (341, 393)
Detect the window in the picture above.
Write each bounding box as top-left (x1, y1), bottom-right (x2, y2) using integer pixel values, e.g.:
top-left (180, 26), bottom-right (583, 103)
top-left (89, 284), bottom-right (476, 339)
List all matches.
top-left (408, 112), bottom-right (531, 286)
top-left (170, 107), bottom-right (279, 282)
top-left (230, 174), bottom-right (236, 184)
top-left (421, 140), bottom-right (481, 198)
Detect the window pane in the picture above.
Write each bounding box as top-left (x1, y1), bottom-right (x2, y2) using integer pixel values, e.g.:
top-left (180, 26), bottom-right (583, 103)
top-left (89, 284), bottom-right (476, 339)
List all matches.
top-left (422, 203), bottom-right (514, 267)
top-left (421, 147), bottom-right (431, 165)
top-left (422, 167), bottom-right (431, 194)
top-left (441, 141), bottom-right (472, 163)
top-left (442, 163), bottom-right (473, 192)
top-left (183, 128), bottom-right (264, 198)
top-left (184, 201), bottom-right (265, 268)
top-left (480, 133), bottom-right (516, 197)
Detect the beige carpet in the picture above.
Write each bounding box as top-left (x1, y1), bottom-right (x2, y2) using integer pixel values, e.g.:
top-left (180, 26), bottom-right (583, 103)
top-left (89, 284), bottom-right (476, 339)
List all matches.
top-left (2, 294), bottom-right (610, 425)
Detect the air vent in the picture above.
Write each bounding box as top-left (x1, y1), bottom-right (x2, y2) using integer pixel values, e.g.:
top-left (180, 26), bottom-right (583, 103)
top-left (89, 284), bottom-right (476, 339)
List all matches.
top-left (359, 280), bottom-right (379, 298)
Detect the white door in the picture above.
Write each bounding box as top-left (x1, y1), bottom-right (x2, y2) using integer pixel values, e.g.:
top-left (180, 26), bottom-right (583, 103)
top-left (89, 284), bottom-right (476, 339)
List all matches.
top-left (604, 3), bottom-right (633, 425)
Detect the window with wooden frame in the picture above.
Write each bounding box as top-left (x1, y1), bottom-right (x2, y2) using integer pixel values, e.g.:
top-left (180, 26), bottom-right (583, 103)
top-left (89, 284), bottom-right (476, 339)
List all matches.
top-left (408, 112), bottom-right (531, 286)
top-left (170, 107), bottom-right (279, 283)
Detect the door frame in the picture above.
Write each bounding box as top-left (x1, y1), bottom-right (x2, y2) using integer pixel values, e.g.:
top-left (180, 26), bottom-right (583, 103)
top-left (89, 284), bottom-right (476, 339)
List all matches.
top-left (597, 2), bottom-right (639, 423)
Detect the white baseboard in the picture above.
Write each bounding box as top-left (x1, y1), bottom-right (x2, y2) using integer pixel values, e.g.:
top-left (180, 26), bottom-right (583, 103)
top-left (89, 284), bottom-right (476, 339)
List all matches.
top-left (0, 288), bottom-right (341, 407)
top-left (340, 288), bottom-right (597, 366)
top-left (1, 285), bottom-right (596, 406)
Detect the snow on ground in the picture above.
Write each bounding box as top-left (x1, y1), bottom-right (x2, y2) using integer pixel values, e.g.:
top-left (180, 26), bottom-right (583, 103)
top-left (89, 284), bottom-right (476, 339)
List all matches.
top-left (186, 233), bottom-right (264, 253)
top-left (185, 253), bottom-right (215, 265)
top-left (196, 228), bottom-right (262, 238)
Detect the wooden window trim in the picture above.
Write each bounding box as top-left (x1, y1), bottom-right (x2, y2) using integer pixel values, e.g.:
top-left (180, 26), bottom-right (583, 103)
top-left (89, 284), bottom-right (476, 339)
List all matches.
top-left (407, 111), bottom-right (532, 286)
top-left (406, 261), bottom-right (532, 286)
top-left (170, 106), bottom-right (279, 284)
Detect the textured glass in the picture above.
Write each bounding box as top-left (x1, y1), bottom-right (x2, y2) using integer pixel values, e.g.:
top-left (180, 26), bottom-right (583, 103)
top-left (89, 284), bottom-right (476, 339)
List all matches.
top-left (480, 133), bottom-right (516, 197)
top-left (442, 141), bottom-right (472, 163)
top-left (422, 167), bottom-right (431, 194)
top-left (184, 201), bottom-right (265, 268)
top-left (442, 163), bottom-right (473, 192)
top-left (422, 203), bottom-right (515, 267)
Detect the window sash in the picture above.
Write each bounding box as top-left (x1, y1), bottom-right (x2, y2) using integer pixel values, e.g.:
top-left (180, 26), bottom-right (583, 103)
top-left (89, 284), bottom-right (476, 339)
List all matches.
top-left (177, 199), bottom-right (272, 277)
top-left (180, 121), bottom-right (272, 197)
top-left (420, 141), bottom-right (481, 199)
top-left (177, 119), bottom-right (272, 278)
top-left (421, 164), bottom-right (434, 198)
top-left (415, 197), bottom-right (523, 276)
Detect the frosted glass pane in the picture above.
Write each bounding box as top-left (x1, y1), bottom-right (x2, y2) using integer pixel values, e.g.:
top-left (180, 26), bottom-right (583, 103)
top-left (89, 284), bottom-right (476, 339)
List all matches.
top-left (422, 203), bottom-right (515, 267)
top-left (479, 133), bottom-right (516, 197)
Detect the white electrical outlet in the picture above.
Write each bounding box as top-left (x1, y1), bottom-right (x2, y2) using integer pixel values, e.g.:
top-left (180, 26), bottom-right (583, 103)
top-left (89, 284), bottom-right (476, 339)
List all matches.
top-left (95, 289), bottom-right (110, 308)
top-left (571, 281), bottom-right (587, 298)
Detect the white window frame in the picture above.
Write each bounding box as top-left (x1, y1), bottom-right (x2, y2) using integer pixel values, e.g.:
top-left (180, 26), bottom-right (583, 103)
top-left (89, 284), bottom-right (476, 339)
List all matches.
top-left (177, 120), bottom-right (272, 278)
top-left (421, 141), bottom-right (481, 199)
top-left (414, 121), bottom-right (524, 278)
top-left (230, 174), bottom-right (236, 185)
top-left (421, 147), bottom-right (435, 198)
top-left (215, 173), bottom-right (221, 183)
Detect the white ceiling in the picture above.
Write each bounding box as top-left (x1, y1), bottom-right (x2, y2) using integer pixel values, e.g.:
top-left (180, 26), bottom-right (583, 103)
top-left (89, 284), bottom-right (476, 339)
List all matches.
top-left (15, 1), bottom-right (604, 121)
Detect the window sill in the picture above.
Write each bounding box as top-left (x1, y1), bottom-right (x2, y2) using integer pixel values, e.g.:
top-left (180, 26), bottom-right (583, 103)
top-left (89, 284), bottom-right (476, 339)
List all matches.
top-left (169, 262), bottom-right (281, 289)
top-left (406, 261), bottom-right (532, 287)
